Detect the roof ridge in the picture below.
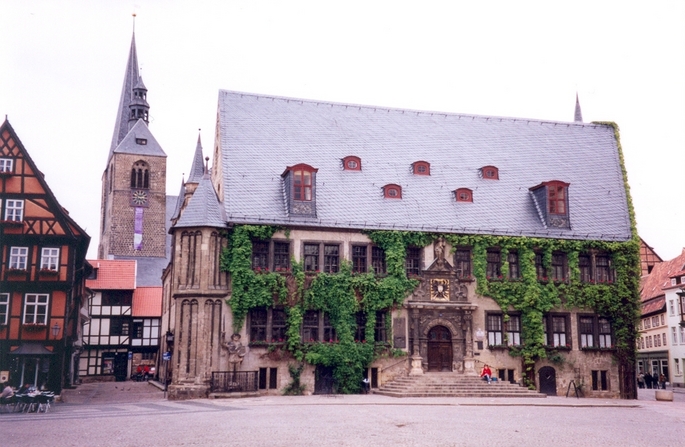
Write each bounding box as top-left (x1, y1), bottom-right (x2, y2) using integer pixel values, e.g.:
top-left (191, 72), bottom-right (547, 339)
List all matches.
top-left (219, 89), bottom-right (604, 127)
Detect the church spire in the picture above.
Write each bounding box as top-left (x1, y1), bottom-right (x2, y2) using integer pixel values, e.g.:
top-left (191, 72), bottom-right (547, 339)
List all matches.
top-left (574, 92), bottom-right (583, 123)
top-left (109, 29), bottom-right (144, 159)
top-left (187, 130), bottom-right (205, 184)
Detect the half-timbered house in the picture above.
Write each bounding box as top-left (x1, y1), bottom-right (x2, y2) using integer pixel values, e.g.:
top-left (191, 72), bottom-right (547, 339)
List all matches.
top-left (0, 119), bottom-right (90, 392)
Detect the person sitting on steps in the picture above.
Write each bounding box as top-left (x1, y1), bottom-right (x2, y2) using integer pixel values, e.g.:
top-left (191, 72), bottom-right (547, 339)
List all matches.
top-left (480, 364), bottom-right (492, 384)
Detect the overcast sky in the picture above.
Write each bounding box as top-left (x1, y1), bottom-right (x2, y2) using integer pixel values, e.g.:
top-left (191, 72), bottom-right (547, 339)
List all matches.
top-left (2, 0), bottom-right (684, 261)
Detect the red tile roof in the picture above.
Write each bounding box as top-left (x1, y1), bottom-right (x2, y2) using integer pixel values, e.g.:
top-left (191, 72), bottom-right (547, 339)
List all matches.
top-left (132, 287), bottom-right (162, 317)
top-left (86, 259), bottom-right (136, 290)
top-left (641, 249), bottom-right (685, 301)
top-left (641, 296), bottom-right (665, 316)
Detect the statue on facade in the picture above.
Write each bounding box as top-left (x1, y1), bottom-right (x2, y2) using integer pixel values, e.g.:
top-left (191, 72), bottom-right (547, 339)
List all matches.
top-left (222, 333), bottom-right (246, 373)
top-left (434, 237), bottom-right (447, 270)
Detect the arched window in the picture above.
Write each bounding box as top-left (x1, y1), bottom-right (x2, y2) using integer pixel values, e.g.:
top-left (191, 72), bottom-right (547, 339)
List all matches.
top-left (342, 156), bottom-right (362, 171)
top-left (455, 188), bottom-right (473, 203)
top-left (412, 161), bottom-right (430, 176)
top-left (131, 161), bottom-right (150, 189)
top-left (481, 166), bottom-right (499, 180)
top-left (383, 184), bottom-right (402, 199)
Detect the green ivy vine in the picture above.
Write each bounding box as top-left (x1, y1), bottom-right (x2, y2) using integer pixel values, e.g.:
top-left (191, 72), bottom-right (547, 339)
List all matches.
top-left (221, 226), bottom-right (430, 394)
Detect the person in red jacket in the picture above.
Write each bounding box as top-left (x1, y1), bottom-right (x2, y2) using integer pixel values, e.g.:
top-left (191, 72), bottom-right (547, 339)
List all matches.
top-left (480, 364), bottom-right (492, 384)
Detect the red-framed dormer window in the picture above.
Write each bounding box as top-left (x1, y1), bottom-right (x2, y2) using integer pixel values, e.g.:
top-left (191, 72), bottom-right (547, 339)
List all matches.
top-left (412, 161), bottom-right (430, 176)
top-left (343, 156), bottom-right (362, 171)
top-left (546, 181), bottom-right (569, 215)
top-left (383, 184), bottom-right (402, 199)
top-left (481, 166), bottom-right (499, 180)
top-left (455, 188), bottom-right (473, 203)
top-left (283, 163), bottom-right (317, 202)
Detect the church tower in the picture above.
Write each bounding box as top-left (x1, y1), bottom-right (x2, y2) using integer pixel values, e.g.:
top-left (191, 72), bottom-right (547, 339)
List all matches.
top-left (98, 31), bottom-right (167, 259)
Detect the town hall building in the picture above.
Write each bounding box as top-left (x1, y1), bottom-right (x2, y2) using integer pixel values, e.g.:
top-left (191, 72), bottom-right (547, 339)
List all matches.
top-left (98, 33), bottom-right (641, 400)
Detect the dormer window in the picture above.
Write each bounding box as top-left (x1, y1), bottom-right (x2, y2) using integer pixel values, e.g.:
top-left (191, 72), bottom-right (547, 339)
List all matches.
top-left (0, 158), bottom-right (13, 173)
top-left (455, 188), bottom-right (473, 202)
top-left (282, 163), bottom-right (318, 217)
top-left (529, 180), bottom-right (570, 229)
top-left (135, 138), bottom-right (147, 145)
top-left (412, 161), bottom-right (430, 176)
top-left (293, 169), bottom-right (313, 201)
top-left (383, 184), bottom-right (402, 199)
top-left (547, 181), bottom-right (568, 215)
top-left (343, 156), bottom-right (362, 171)
top-left (481, 166), bottom-right (499, 180)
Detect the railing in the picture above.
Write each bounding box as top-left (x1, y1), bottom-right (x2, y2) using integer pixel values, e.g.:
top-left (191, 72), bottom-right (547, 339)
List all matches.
top-left (210, 371), bottom-right (258, 393)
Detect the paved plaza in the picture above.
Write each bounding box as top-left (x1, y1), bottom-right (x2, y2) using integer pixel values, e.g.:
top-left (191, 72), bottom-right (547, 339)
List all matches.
top-left (1, 382), bottom-right (684, 446)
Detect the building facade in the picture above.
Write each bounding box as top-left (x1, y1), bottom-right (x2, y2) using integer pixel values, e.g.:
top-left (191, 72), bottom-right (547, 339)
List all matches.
top-left (161, 91), bottom-right (641, 400)
top-left (81, 259), bottom-right (162, 381)
top-left (0, 119), bottom-right (91, 392)
top-left (638, 249), bottom-right (685, 387)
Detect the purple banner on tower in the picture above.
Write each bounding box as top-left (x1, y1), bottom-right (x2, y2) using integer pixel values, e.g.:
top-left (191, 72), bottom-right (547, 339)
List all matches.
top-left (134, 207), bottom-right (144, 250)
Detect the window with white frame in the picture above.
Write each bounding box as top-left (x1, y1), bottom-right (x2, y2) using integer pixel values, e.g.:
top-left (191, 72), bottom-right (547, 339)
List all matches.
top-left (675, 358), bottom-right (681, 376)
top-left (10, 247), bottom-right (28, 270)
top-left (486, 314), bottom-right (503, 346)
top-left (661, 314), bottom-right (665, 325)
top-left (672, 327), bottom-right (678, 345)
top-left (0, 158), bottom-right (13, 173)
top-left (505, 315), bottom-right (521, 346)
top-left (662, 333), bottom-right (667, 346)
top-left (0, 293), bottom-right (9, 325)
top-left (681, 326), bottom-right (685, 344)
top-left (670, 300), bottom-right (676, 316)
top-left (23, 294), bottom-right (49, 325)
top-left (41, 247), bottom-right (60, 271)
top-left (4, 199), bottom-right (24, 221)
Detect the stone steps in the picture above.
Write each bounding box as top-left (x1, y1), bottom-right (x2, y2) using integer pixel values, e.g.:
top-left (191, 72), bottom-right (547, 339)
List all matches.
top-left (375, 373), bottom-right (546, 398)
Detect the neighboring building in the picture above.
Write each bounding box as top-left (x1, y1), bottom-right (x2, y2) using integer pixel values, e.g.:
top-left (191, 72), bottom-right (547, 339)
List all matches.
top-left (640, 238), bottom-right (663, 276)
top-left (81, 259), bottom-right (162, 381)
top-left (0, 119), bottom-right (91, 392)
top-left (639, 249), bottom-right (685, 387)
top-left (162, 91), bottom-right (641, 400)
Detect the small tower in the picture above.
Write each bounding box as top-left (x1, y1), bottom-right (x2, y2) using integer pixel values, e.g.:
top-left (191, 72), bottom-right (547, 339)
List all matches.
top-left (574, 92), bottom-right (583, 123)
top-left (128, 76), bottom-right (150, 127)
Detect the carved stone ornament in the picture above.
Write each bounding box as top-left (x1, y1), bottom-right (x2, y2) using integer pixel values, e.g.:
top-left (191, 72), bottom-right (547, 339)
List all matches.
top-left (430, 278), bottom-right (450, 301)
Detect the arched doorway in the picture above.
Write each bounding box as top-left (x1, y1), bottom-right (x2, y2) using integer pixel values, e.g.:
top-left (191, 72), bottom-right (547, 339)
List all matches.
top-left (539, 366), bottom-right (557, 396)
top-left (427, 326), bottom-right (452, 371)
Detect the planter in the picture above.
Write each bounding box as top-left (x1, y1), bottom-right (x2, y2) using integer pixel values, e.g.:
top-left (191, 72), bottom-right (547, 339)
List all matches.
top-left (655, 390), bottom-right (673, 402)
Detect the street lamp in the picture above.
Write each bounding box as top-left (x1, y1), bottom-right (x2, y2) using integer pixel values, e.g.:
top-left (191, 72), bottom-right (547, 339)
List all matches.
top-left (51, 322), bottom-right (60, 338)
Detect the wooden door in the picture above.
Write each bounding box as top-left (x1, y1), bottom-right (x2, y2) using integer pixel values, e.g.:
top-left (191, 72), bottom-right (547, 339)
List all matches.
top-left (427, 326), bottom-right (453, 372)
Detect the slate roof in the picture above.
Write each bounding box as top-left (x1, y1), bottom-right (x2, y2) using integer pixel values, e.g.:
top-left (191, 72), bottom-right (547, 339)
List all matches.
top-left (641, 249), bottom-right (685, 301)
top-left (112, 119), bottom-right (166, 158)
top-left (174, 174), bottom-right (226, 229)
top-left (109, 33), bottom-right (140, 158)
top-left (86, 259), bottom-right (137, 290)
top-left (132, 287), bottom-right (162, 317)
top-left (187, 134), bottom-right (206, 183)
top-left (216, 90), bottom-right (632, 241)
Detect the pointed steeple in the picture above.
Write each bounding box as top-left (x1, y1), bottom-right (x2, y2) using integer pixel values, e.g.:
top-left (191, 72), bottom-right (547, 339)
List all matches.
top-left (109, 31), bottom-right (144, 159)
top-left (574, 92), bottom-right (583, 123)
top-left (186, 131), bottom-right (205, 184)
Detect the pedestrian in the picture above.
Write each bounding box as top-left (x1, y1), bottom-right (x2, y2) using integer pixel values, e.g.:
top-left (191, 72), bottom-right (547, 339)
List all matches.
top-left (362, 377), bottom-right (370, 394)
top-left (143, 365), bottom-right (151, 381)
top-left (480, 364), bottom-right (492, 384)
top-left (637, 371), bottom-right (645, 389)
top-left (644, 371), bottom-right (653, 389)
top-left (658, 373), bottom-right (666, 389)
